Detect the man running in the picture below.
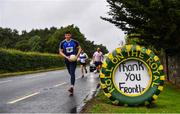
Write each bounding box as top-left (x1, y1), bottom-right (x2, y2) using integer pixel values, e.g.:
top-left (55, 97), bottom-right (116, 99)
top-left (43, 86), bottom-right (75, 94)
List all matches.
top-left (93, 47), bottom-right (103, 73)
top-left (79, 49), bottom-right (88, 78)
top-left (59, 31), bottom-right (81, 96)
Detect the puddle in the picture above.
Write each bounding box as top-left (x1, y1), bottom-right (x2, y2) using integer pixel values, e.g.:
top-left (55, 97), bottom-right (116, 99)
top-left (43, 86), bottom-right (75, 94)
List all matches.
top-left (76, 83), bottom-right (100, 113)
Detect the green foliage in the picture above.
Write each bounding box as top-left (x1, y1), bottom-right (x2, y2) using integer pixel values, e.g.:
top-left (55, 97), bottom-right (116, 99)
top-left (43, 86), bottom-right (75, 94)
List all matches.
top-left (0, 25), bottom-right (109, 73)
top-left (0, 27), bottom-right (19, 48)
top-left (101, 0), bottom-right (180, 54)
top-left (0, 48), bottom-right (64, 73)
top-left (0, 25), bottom-right (108, 56)
top-left (15, 27), bottom-right (57, 53)
top-left (28, 35), bottom-right (41, 51)
top-left (15, 40), bottom-right (31, 51)
top-left (46, 25), bottom-right (108, 55)
top-left (15, 35), bottom-right (42, 52)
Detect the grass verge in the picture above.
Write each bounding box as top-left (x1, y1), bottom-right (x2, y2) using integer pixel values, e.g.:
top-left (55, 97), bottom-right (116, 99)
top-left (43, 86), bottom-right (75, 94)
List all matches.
top-left (0, 67), bottom-right (65, 78)
top-left (81, 82), bottom-right (180, 113)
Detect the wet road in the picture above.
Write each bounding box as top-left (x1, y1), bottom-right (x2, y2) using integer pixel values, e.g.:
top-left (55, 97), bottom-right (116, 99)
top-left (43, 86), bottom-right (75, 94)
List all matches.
top-left (0, 68), bottom-right (100, 113)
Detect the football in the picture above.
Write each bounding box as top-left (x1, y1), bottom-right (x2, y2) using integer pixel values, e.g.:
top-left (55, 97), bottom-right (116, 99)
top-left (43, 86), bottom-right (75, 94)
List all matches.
top-left (69, 55), bottom-right (77, 61)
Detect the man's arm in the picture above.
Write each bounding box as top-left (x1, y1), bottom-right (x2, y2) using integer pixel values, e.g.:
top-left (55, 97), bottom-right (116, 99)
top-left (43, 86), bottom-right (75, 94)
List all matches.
top-left (85, 53), bottom-right (89, 59)
top-left (59, 49), bottom-right (68, 59)
top-left (92, 53), bottom-right (95, 63)
top-left (74, 39), bottom-right (82, 58)
top-left (101, 52), bottom-right (104, 62)
top-left (76, 46), bottom-right (82, 58)
top-left (85, 53), bottom-right (89, 63)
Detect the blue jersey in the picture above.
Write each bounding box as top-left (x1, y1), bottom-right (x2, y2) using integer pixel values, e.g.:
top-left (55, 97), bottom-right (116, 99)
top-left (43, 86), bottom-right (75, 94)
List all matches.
top-left (59, 39), bottom-right (79, 56)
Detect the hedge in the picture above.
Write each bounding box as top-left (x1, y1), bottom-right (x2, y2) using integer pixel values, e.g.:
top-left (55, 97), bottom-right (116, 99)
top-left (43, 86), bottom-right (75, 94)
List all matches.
top-left (0, 48), bottom-right (65, 73)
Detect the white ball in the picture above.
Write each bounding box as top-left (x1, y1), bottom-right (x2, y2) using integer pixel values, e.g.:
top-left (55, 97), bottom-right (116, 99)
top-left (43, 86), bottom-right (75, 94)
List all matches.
top-left (69, 55), bottom-right (77, 61)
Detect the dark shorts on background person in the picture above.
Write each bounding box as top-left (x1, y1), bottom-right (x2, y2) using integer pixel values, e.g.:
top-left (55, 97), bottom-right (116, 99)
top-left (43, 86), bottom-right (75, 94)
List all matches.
top-left (94, 61), bottom-right (102, 67)
top-left (80, 62), bottom-right (86, 66)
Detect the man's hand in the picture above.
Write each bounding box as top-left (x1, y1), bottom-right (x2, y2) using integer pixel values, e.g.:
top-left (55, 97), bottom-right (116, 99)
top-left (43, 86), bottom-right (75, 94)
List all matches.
top-left (65, 56), bottom-right (73, 62)
top-left (75, 55), bottom-right (79, 61)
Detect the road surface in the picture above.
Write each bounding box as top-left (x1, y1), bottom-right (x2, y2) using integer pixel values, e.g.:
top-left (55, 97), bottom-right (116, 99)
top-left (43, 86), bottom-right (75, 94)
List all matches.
top-left (0, 68), bottom-right (100, 113)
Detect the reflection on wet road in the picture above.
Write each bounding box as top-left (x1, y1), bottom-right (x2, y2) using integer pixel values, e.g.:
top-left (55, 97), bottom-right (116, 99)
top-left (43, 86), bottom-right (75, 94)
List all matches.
top-left (0, 68), bottom-right (100, 113)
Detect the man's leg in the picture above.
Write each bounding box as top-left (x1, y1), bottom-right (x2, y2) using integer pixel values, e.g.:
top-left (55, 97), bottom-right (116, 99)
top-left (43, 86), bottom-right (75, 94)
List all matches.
top-left (65, 60), bottom-right (70, 74)
top-left (81, 64), bottom-right (84, 78)
top-left (65, 60), bottom-right (74, 95)
top-left (84, 63), bottom-right (87, 73)
top-left (94, 62), bottom-right (98, 73)
top-left (70, 61), bottom-right (77, 86)
top-left (68, 61), bottom-right (77, 95)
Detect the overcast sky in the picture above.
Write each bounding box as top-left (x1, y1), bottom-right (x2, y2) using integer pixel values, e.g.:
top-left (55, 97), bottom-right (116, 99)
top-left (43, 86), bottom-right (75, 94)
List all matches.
top-left (0, 0), bottom-right (125, 52)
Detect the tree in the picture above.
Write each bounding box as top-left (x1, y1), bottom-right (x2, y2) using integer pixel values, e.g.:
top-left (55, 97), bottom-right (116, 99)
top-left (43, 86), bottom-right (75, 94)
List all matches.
top-left (46, 25), bottom-right (108, 55)
top-left (101, 0), bottom-right (180, 55)
top-left (28, 35), bottom-right (41, 52)
top-left (15, 40), bottom-right (31, 51)
top-left (0, 25), bottom-right (108, 56)
top-left (0, 27), bottom-right (20, 48)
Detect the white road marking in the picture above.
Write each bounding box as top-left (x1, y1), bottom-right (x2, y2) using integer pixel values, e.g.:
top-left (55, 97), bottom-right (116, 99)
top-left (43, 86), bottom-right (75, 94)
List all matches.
top-left (25, 74), bottom-right (46, 79)
top-left (0, 80), bottom-right (12, 84)
top-left (53, 77), bottom-right (82, 88)
top-left (53, 82), bottom-right (67, 87)
top-left (7, 92), bottom-right (40, 104)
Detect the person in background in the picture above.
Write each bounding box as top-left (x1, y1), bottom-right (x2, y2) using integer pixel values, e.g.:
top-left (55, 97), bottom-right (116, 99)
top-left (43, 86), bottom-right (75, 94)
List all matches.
top-left (79, 49), bottom-right (88, 78)
top-left (93, 47), bottom-right (103, 73)
top-left (59, 31), bottom-right (81, 96)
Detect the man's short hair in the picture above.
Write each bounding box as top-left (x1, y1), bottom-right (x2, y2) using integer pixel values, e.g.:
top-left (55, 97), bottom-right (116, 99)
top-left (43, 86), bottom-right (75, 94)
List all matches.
top-left (97, 47), bottom-right (101, 51)
top-left (65, 31), bottom-right (71, 34)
